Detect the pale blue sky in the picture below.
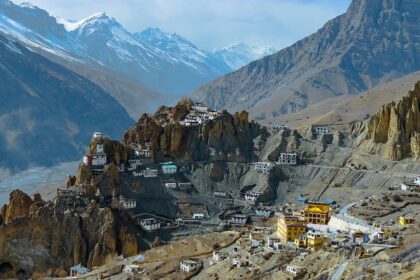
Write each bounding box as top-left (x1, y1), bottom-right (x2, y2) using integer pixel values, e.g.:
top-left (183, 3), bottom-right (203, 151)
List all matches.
top-left (17, 0), bottom-right (352, 50)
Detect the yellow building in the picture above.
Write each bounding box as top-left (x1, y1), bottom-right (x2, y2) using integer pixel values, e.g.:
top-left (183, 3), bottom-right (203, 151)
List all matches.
top-left (303, 202), bottom-right (330, 224)
top-left (277, 214), bottom-right (308, 242)
top-left (294, 230), bottom-right (326, 251)
top-left (399, 216), bottom-right (415, 225)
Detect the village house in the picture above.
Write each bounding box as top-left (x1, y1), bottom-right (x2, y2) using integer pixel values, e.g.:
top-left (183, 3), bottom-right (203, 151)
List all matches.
top-left (165, 181), bottom-right (178, 189)
top-left (229, 214), bottom-right (248, 226)
top-left (140, 218), bottom-right (161, 231)
top-left (254, 162), bottom-right (275, 174)
top-left (399, 215), bottom-right (415, 225)
top-left (178, 182), bottom-right (192, 192)
top-left (303, 201), bottom-right (330, 224)
top-left (267, 236), bottom-right (284, 250)
top-left (177, 203), bottom-right (208, 223)
top-left (115, 195), bottom-right (136, 210)
top-left (132, 171), bottom-right (143, 177)
top-left (277, 214), bottom-right (308, 242)
top-left (251, 239), bottom-right (262, 248)
top-left (93, 131), bottom-right (103, 139)
top-left (212, 251), bottom-right (229, 262)
top-left (123, 265), bottom-right (139, 274)
top-left (313, 125), bottom-right (331, 135)
top-left (401, 182), bottom-right (420, 191)
top-left (286, 265), bottom-right (304, 277)
top-left (352, 230), bottom-right (369, 244)
top-left (232, 259), bottom-right (249, 268)
top-left (142, 168), bottom-right (158, 178)
top-left (278, 153), bottom-right (298, 165)
top-left (272, 124), bottom-right (290, 131)
top-left (244, 191), bottom-right (262, 201)
top-left (294, 230), bottom-right (326, 251)
top-left (255, 207), bottom-right (272, 218)
top-left (213, 191), bottom-right (227, 198)
top-left (192, 102), bottom-right (210, 113)
top-left (135, 149), bottom-right (151, 158)
top-left (180, 260), bottom-right (199, 273)
top-left (69, 264), bottom-right (90, 277)
top-left (162, 164), bottom-right (177, 174)
top-left (83, 133), bottom-right (107, 168)
top-left (128, 158), bottom-right (142, 170)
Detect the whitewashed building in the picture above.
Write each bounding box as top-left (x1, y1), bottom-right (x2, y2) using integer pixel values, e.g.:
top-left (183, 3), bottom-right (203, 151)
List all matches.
top-left (313, 125), bottom-right (331, 134)
top-left (255, 208), bottom-right (272, 218)
top-left (229, 214), bottom-right (248, 225)
top-left (272, 125), bottom-right (290, 131)
top-left (140, 218), bottom-right (161, 231)
top-left (212, 251), bottom-right (229, 262)
top-left (278, 153), bottom-right (298, 165)
top-left (128, 158), bottom-right (142, 170)
top-left (119, 196), bottom-right (136, 209)
top-left (192, 103), bottom-right (210, 112)
top-left (244, 191), bottom-right (262, 201)
top-left (93, 132), bottom-right (103, 139)
top-left (286, 265), bottom-right (303, 276)
top-left (213, 191), bottom-right (227, 198)
top-left (132, 171), bottom-right (143, 177)
top-left (232, 259), bottom-right (249, 268)
top-left (254, 162), bottom-right (275, 173)
top-left (180, 260), bottom-right (199, 272)
top-left (165, 182), bottom-right (178, 189)
top-left (193, 213), bottom-right (205, 220)
top-left (143, 168), bottom-right (158, 178)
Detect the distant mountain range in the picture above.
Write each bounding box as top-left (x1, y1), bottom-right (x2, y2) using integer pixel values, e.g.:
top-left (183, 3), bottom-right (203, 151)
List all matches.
top-left (213, 43), bottom-right (276, 71)
top-left (0, 0), bottom-right (275, 173)
top-left (194, 0), bottom-right (420, 121)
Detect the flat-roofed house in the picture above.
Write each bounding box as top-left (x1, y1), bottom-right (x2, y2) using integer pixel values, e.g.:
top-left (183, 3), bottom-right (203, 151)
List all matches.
top-left (180, 260), bottom-right (199, 272)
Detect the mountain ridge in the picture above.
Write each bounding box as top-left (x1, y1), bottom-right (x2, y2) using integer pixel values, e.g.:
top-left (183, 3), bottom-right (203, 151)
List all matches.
top-left (193, 0), bottom-right (420, 121)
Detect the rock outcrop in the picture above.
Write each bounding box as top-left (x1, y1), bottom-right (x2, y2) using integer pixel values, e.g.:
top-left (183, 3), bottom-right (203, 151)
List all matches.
top-left (356, 81), bottom-right (420, 160)
top-left (124, 101), bottom-right (267, 162)
top-left (0, 190), bottom-right (138, 278)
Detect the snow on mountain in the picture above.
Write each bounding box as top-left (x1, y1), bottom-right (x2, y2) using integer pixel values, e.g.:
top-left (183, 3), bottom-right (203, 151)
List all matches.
top-left (0, 0), bottom-right (84, 60)
top-left (0, 1), bottom-right (273, 95)
top-left (213, 43), bottom-right (276, 70)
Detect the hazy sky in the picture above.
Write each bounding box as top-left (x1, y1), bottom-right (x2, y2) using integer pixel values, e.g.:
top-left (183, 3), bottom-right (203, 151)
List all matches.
top-left (17, 0), bottom-right (352, 50)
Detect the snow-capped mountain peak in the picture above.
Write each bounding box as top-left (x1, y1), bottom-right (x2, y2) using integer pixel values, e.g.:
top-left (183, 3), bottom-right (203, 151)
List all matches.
top-left (213, 42), bottom-right (276, 70)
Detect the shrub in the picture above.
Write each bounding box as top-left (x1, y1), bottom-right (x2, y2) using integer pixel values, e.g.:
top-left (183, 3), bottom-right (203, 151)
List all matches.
top-left (392, 194), bottom-right (403, 202)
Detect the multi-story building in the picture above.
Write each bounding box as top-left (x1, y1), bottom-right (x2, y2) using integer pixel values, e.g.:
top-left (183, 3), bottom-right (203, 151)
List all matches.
top-left (313, 125), bottom-right (331, 135)
top-left (180, 260), bottom-right (199, 272)
top-left (229, 214), bottom-right (248, 226)
top-left (278, 153), bottom-right (298, 165)
top-left (294, 230), bottom-right (326, 251)
top-left (303, 202), bottom-right (330, 224)
top-left (142, 168), bottom-right (158, 178)
top-left (277, 214), bottom-right (308, 242)
top-left (244, 191), bottom-right (262, 201)
top-left (254, 162), bottom-right (275, 173)
top-left (140, 218), bottom-right (161, 231)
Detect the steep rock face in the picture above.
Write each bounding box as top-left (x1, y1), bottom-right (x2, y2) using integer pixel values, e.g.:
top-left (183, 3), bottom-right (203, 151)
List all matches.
top-left (3, 190), bottom-right (33, 224)
top-left (124, 101), bottom-right (267, 162)
top-left (356, 81), bottom-right (420, 160)
top-left (0, 190), bottom-right (138, 278)
top-left (194, 0), bottom-right (420, 121)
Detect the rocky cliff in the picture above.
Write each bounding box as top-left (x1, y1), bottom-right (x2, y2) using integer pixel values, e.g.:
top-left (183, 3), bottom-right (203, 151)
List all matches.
top-left (0, 190), bottom-right (138, 278)
top-left (355, 81), bottom-right (420, 160)
top-left (124, 100), bottom-right (267, 162)
top-left (193, 0), bottom-right (420, 121)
